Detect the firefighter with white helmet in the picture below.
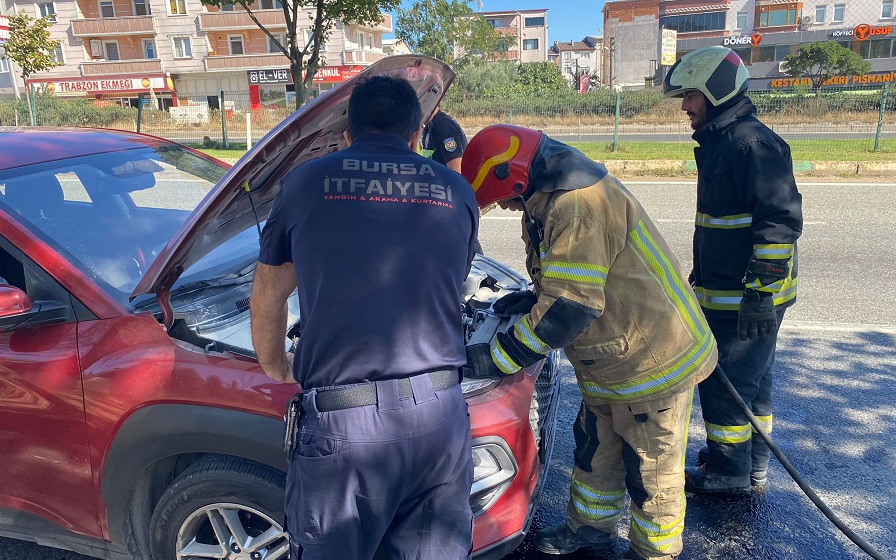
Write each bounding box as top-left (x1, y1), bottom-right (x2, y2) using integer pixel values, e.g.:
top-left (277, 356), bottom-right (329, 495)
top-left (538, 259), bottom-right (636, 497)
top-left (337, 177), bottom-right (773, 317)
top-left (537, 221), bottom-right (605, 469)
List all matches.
top-left (664, 46), bottom-right (803, 494)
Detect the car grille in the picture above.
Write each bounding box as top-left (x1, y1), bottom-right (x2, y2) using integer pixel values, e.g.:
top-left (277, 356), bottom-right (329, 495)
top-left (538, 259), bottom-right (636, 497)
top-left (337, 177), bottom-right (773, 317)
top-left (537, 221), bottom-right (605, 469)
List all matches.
top-left (530, 350), bottom-right (560, 458)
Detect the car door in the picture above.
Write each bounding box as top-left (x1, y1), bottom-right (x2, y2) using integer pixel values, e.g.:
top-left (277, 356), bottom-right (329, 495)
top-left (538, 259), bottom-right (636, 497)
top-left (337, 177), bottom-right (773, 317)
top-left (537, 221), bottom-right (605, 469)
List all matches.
top-left (0, 237), bottom-right (102, 539)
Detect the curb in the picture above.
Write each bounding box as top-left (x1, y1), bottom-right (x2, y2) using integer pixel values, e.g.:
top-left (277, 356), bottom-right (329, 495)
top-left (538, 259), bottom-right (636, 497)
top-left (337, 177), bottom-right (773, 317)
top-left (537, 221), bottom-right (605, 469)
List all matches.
top-left (602, 160), bottom-right (896, 177)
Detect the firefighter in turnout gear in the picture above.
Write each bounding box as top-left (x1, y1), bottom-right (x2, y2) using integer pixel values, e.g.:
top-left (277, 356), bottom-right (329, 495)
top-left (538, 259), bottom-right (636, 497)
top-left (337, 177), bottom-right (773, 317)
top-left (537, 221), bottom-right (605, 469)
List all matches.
top-left (462, 125), bottom-right (718, 560)
top-left (664, 46), bottom-right (803, 494)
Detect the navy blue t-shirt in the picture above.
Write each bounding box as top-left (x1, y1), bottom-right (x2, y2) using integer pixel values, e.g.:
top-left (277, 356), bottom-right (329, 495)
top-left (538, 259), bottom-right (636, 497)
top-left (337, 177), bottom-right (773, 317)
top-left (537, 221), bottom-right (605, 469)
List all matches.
top-left (258, 133), bottom-right (479, 388)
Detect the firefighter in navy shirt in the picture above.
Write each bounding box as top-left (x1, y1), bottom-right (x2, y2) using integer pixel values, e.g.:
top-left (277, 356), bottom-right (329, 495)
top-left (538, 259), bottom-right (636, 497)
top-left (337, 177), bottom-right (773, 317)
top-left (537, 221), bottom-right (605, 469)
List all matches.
top-left (250, 76), bottom-right (479, 560)
top-left (421, 106), bottom-right (467, 173)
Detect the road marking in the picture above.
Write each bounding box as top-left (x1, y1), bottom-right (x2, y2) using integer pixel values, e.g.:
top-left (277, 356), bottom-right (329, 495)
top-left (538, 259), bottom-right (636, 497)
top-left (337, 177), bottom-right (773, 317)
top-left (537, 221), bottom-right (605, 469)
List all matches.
top-left (783, 321), bottom-right (896, 334)
top-left (627, 181), bottom-right (896, 188)
top-left (486, 216), bottom-right (828, 225)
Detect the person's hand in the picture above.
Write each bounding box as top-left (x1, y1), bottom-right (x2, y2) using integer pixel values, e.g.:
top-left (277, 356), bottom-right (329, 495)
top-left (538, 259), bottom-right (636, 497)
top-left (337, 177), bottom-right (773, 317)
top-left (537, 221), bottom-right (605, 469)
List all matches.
top-left (463, 344), bottom-right (501, 378)
top-left (737, 290), bottom-right (777, 341)
top-left (492, 290), bottom-right (537, 316)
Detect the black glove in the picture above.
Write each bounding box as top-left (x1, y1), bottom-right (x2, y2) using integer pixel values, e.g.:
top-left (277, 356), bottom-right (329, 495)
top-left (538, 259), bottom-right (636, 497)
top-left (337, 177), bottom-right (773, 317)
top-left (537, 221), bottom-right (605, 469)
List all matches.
top-left (737, 290), bottom-right (777, 341)
top-left (492, 290), bottom-right (537, 316)
top-left (463, 343), bottom-right (500, 378)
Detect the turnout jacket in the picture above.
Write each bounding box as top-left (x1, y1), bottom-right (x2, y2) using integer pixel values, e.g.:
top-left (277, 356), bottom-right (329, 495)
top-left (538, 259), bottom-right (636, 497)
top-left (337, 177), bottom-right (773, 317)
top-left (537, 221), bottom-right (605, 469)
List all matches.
top-left (510, 162), bottom-right (716, 406)
top-left (691, 97), bottom-right (803, 315)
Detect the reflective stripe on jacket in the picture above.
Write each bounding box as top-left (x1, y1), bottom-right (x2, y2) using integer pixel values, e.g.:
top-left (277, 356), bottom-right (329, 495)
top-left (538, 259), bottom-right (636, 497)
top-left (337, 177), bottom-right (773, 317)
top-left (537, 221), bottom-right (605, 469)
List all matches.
top-left (521, 175), bottom-right (717, 406)
top-left (691, 97), bottom-right (803, 315)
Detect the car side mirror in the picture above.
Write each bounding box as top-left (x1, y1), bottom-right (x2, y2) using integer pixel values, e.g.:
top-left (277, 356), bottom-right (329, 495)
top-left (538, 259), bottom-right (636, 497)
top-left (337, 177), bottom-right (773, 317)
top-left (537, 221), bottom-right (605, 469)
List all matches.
top-left (0, 285), bottom-right (33, 318)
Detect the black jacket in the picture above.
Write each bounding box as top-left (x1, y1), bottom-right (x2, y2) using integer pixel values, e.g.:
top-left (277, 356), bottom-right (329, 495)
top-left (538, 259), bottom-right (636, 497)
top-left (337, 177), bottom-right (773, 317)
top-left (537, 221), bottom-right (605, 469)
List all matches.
top-left (691, 96), bottom-right (803, 315)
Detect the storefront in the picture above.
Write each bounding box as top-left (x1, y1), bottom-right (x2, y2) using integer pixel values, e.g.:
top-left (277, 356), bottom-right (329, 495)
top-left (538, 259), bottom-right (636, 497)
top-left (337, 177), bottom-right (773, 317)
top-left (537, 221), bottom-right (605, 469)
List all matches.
top-left (26, 74), bottom-right (177, 109)
top-left (674, 22), bottom-right (896, 89)
top-left (246, 65), bottom-right (364, 109)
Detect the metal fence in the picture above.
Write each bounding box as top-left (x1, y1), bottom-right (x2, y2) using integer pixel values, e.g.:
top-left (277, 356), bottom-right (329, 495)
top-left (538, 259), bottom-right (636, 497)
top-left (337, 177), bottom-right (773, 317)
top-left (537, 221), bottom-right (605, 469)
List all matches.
top-left (1, 84), bottom-right (895, 158)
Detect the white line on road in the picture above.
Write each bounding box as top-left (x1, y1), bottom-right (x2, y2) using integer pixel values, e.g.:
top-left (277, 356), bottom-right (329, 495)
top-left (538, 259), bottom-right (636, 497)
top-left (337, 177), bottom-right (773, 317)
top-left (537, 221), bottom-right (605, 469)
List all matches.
top-left (783, 321), bottom-right (896, 334)
top-left (626, 181), bottom-right (896, 188)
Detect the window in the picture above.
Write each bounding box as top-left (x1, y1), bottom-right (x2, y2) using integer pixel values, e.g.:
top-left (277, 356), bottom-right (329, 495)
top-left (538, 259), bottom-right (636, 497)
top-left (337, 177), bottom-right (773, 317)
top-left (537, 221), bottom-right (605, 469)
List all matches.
top-left (133, 0), bottom-right (151, 15)
top-left (172, 36), bottom-right (192, 58)
top-left (736, 11), bottom-right (748, 29)
top-left (358, 32), bottom-right (365, 49)
top-left (0, 58), bottom-right (9, 73)
top-left (50, 44), bottom-right (64, 63)
top-left (774, 44), bottom-right (791, 61)
top-left (168, 0), bottom-right (187, 15)
top-left (758, 8), bottom-right (798, 27)
top-left (486, 18), bottom-right (501, 28)
top-left (304, 29), bottom-right (325, 49)
top-left (757, 45), bottom-right (776, 62)
top-left (563, 51), bottom-right (572, 60)
top-left (833, 3), bottom-right (845, 22)
top-left (861, 38), bottom-right (892, 58)
top-left (259, 0), bottom-right (282, 9)
top-left (733, 47), bottom-right (752, 65)
top-left (523, 38), bottom-right (538, 50)
top-left (581, 52), bottom-right (591, 59)
top-left (815, 5), bottom-right (826, 23)
top-left (883, 0), bottom-right (894, 19)
top-left (659, 12), bottom-right (725, 33)
top-left (37, 2), bottom-right (56, 21)
top-left (104, 41), bottom-right (120, 60)
top-left (143, 39), bottom-right (155, 58)
top-left (524, 16), bottom-right (545, 27)
top-left (268, 33), bottom-right (285, 53)
top-left (228, 34), bottom-right (244, 55)
top-left (221, 2), bottom-right (234, 10)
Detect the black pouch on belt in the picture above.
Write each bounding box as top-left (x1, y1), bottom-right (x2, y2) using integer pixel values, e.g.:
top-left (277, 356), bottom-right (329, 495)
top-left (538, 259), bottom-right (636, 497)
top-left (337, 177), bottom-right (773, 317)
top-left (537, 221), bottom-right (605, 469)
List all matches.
top-left (283, 393), bottom-right (303, 455)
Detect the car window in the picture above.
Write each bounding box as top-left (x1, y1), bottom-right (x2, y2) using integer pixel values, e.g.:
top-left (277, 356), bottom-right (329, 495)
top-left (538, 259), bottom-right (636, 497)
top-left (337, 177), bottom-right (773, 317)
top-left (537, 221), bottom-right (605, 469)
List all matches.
top-left (0, 146), bottom-right (229, 306)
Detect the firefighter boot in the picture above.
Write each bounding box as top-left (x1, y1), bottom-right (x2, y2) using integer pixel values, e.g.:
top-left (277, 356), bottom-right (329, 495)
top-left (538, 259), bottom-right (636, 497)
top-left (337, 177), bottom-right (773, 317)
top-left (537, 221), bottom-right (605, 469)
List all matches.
top-left (620, 548), bottom-right (678, 560)
top-left (696, 445), bottom-right (709, 467)
top-left (533, 523), bottom-right (616, 555)
top-left (750, 432), bottom-right (770, 489)
top-left (684, 465), bottom-right (751, 495)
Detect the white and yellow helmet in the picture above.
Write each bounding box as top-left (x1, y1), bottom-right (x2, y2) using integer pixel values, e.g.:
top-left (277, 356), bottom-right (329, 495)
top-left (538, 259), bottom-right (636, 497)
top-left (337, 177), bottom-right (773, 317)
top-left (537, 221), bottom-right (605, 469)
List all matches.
top-left (663, 46), bottom-right (749, 107)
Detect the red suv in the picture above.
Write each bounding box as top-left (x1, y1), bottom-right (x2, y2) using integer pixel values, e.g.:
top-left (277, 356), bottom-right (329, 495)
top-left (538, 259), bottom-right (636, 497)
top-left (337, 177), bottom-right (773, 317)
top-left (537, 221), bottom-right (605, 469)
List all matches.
top-left (0, 56), bottom-right (559, 560)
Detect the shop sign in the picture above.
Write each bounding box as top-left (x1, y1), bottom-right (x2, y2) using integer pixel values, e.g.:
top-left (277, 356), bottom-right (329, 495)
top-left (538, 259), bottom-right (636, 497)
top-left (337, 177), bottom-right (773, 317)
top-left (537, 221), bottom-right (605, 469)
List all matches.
top-left (830, 28), bottom-right (853, 37)
top-left (248, 65), bottom-right (365, 86)
top-left (853, 23), bottom-right (893, 41)
top-left (660, 28), bottom-right (677, 66)
top-left (28, 75), bottom-right (171, 94)
top-left (248, 68), bottom-right (291, 84)
top-left (769, 71), bottom-right (896, 88)
top-left (0, 15), bottom-right (9, 45)
top-left (723, 33), bottom-right (762, 47)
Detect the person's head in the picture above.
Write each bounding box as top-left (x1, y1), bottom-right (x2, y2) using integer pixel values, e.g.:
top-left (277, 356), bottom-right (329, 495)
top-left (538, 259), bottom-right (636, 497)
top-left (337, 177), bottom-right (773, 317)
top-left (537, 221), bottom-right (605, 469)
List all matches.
top-left (663, 46), bottom-right (749, 130)
top-left (346, 75), bottom-right (422, 145)
top-left (460, 124), bottom-right (545, 209)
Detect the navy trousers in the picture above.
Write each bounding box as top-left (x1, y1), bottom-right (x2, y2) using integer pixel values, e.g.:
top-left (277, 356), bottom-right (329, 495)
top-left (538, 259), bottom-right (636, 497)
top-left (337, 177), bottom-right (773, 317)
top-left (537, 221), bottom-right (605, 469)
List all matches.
top-left (699, 309), bottom-right (786, 478)
top-left (286, 376), bottom-right (473, 560)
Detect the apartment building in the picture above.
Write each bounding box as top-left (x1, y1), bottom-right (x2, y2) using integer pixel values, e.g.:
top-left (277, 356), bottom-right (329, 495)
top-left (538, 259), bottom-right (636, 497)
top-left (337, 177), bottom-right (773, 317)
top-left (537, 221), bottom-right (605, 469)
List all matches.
top-left (548, 36), bottom-right (604, 84)
top-left (479, 8), bottom-right (548, 63)
top-left (0, 0), bottom-right (392, 106)
top-left (604, 0), bottom-right (896, 89)
top-left (0, 10), bottom-right (14, 98)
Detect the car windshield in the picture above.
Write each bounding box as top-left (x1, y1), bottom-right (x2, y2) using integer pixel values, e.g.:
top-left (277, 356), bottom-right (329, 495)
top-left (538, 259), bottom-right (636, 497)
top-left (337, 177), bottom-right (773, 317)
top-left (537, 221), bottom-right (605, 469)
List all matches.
top-left (0, 145), bottom-right (258, 307)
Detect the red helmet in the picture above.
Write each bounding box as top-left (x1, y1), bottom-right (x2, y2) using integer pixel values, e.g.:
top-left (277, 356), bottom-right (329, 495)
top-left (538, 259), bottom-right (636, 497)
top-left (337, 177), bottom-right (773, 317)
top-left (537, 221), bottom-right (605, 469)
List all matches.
top-left (461, 124), bottom-right (544, 208)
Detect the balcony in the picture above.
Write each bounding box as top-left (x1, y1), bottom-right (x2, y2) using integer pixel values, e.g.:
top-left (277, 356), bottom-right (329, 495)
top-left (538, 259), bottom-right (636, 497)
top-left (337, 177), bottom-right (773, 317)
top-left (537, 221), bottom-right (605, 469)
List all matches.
top-left (495, 26), bottom-right (519, 36)
top-left (71, 16), bottom-right (154, 37)
top-left (199, 10), bottom-right (286, 31)
top-left (204, 53), bottom-right (289, 71)
top-left (343, 50), bottom-right (387, 64)
top-left (80, 59), bottom-right (163, 75)
top-left (350, 13), bottom-right (392, 32)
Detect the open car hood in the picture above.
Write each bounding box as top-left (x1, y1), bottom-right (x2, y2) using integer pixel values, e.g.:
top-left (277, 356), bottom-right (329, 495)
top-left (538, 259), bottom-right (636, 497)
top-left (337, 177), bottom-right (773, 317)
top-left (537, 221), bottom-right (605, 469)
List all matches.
top-left (131, 55), bottom-right (454, 301)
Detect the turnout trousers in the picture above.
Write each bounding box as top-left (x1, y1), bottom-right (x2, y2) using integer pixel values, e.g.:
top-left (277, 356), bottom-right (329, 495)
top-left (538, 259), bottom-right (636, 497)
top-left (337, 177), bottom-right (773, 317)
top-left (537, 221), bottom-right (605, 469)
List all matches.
top-left (698, 310), bottom-right (786, 480)
top-left (285, 377), bottom-right (473, 560)
top-left (567, 388), bottom-right (693, 560)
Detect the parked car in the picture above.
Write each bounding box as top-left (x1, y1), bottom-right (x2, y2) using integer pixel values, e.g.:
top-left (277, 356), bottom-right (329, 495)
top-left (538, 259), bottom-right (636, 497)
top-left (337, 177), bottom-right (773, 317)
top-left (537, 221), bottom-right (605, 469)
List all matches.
top-left (0, 55), bottom-right (560, 560)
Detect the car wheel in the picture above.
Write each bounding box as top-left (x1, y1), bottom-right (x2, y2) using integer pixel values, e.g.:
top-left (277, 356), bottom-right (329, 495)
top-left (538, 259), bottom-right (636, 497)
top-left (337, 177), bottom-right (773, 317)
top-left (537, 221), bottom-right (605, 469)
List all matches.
top-left (150, 456), bottom-right (288, 560)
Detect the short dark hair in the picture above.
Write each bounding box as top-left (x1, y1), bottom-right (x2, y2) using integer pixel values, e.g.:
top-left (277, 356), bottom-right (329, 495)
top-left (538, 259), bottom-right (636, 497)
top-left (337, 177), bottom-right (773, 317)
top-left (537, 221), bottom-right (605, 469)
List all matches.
top-left (347, 75), bottom-right (422, 141)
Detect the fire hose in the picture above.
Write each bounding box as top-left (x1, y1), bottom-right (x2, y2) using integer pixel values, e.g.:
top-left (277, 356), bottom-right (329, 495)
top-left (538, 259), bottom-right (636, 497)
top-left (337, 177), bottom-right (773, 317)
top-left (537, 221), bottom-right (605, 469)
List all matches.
top-left (714, 364), bottom-right (890, 560)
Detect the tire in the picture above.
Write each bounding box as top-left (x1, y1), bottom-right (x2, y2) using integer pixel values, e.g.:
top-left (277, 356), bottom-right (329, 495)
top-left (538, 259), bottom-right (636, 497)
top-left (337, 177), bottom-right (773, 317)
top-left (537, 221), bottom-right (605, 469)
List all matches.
top-left (149, 456), bottom-right (288, 560)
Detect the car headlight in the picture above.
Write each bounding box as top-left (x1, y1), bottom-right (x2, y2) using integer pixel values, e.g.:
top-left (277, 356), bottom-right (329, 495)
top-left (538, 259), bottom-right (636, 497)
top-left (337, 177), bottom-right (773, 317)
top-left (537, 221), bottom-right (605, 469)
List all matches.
top-left (469, 439), bottom-right (517, 517)
top-left (460, 377), bottom-right (500, 396)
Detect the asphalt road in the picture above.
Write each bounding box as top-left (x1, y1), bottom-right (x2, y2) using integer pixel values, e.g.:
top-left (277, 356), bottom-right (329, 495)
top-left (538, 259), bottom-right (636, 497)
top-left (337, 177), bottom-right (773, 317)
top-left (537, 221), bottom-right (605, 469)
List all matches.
top-left (3, 179), bottom-right (895, 560)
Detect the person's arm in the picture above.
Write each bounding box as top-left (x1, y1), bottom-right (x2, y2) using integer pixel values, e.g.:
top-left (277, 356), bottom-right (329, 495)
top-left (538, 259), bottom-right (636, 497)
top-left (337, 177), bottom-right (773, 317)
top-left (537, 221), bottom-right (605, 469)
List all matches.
top-left (436, 116), bottom-right (467, 172)
top-left (250, 262), bottom-right (298, 384)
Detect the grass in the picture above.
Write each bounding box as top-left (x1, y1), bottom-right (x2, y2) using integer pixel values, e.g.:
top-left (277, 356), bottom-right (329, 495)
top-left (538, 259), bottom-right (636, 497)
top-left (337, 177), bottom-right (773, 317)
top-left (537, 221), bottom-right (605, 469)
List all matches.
top-left (197, 138), bottom-right (896, 163)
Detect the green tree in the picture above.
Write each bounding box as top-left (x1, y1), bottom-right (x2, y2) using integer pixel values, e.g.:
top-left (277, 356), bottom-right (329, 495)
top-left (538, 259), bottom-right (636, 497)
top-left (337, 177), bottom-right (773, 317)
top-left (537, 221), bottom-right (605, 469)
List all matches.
top-left (395, 0), bottom-right (504, 65)
top-left (199, 0), bottom-right (398, 109)
top-left (515, 62), bottom-right (566, 94)
top-left (783, 41), bottom-right (871, 96)
top-left (4, 12), bottom-right (61, 126)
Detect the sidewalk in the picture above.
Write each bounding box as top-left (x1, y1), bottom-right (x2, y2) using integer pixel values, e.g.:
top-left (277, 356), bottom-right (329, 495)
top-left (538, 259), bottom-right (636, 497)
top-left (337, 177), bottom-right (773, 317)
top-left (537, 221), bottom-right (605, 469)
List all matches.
top-left (603, 160), bottom-right (896, 177)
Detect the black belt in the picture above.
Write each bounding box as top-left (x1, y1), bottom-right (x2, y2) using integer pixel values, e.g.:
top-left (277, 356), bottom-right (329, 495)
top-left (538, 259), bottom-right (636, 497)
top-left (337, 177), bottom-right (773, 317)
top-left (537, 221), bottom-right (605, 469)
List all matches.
top-left (314, 369), bottom-right (459, 412)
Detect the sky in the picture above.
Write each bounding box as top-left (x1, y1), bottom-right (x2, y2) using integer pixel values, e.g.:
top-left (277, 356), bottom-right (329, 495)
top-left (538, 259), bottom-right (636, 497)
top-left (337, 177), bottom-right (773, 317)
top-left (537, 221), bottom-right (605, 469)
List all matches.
top-left (390, 0), bottom-right (607, 44)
